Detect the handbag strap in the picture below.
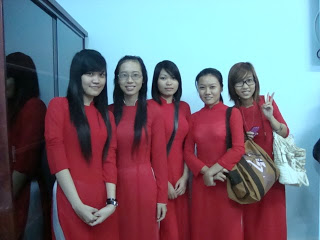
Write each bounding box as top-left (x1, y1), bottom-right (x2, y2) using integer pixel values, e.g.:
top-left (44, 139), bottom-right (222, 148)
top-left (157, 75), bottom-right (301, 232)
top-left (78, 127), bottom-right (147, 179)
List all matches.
top-left (225, 107), bottom-right (233, 149)
top-left (167, 101), bottom-right (179, 155)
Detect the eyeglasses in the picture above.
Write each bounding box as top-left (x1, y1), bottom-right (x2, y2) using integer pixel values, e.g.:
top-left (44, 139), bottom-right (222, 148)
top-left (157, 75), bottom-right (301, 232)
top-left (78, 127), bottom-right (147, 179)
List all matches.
top-left (234, 78), bottom-right (255, 88)
top-left (118, 72), bottom-right (142, 81)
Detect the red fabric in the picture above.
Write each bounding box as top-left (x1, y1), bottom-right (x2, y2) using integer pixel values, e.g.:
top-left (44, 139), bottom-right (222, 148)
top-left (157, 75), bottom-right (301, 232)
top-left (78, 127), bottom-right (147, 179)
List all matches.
top-left (45, 97), bottom-right (118, 240)
top-left (239, 96), bottom-right (288, 240)
top-left (184, 102), bottom-right (245, 240)
top-left (8, 97), bottom-right (46, 239)
top-left (109, 101), bottom-right (167, 240)
top-left (149, 99), bottom-right (191, 240)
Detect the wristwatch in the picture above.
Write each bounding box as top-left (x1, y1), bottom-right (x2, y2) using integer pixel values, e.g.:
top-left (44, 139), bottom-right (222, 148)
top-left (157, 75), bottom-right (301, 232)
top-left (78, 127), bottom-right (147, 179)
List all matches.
top-left (106, 198), bottom-right (118, 207)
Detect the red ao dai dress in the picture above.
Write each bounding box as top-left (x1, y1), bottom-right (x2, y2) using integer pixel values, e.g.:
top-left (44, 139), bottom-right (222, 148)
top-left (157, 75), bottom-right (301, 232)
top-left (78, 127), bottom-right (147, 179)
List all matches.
top-left (109, 101), bottom-right (168, 240)
top-left (149, 98), bottom-right (191, 240)
top-left (240, 96), bottom-right (289, 240)
top-left (184, 102), bottom-right (245, 240)
top-left (45, 98), bottom-right (119, 240)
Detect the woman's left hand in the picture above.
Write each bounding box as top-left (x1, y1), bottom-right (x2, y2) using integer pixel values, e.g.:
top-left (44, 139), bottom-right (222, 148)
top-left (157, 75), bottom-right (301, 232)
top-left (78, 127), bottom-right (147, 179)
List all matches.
top-left (90, 205), bottom-right (116, 226)
top-left (175, 176), bottom-right (188, 196)
top-left (261, 92), bottom-right (274, 120)
top-left (157, 203), bottom-right (167, 222)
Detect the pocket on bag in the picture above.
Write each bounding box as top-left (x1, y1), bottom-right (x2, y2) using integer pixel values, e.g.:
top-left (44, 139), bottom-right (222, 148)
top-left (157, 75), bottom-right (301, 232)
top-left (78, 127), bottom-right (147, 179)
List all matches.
top-left (228, 170), bottom-right (248, 199)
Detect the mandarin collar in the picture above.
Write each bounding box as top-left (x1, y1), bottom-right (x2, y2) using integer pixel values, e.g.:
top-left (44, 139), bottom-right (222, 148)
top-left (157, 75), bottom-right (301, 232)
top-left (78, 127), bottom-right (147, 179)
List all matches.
top-left (204, 101), bottom-right (224, 110)
top-left (160, 96), bottom-right (173, 105)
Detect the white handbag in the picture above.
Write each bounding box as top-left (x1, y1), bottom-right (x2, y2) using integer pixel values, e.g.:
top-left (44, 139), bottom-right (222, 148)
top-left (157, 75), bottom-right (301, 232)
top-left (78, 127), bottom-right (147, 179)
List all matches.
top-left (273, 132), bottom-right (309, 187)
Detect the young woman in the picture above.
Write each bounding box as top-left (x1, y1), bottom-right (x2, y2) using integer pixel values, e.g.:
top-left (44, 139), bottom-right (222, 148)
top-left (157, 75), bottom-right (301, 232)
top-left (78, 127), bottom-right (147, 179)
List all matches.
top-left (228, 62), bottom-right (289, 240)
top-left (184, 68), bottom-right (245, 240)
top-left (110, 56), bottom-right (168, 240)
top-left (150, 60), bottom-right (190, 240)
top-left (6, 52), bottom-right (47, 239)
top-left (45, 49), bottom-right (118, 240)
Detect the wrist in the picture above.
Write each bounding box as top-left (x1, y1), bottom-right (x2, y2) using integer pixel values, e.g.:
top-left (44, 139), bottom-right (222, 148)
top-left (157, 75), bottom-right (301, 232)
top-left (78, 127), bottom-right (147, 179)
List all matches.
top-left (106, 198), bottom-right (118, 207)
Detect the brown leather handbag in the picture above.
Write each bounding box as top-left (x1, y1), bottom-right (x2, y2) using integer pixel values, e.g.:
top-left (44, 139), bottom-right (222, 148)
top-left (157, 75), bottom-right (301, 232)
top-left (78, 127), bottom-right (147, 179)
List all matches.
top-left (225, 107), bottom-right (280, 204)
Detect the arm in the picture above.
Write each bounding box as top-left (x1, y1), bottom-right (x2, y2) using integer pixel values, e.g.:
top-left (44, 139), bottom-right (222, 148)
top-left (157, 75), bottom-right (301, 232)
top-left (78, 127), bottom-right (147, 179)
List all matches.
top-left (150, 109), bottom-right (168, 221)
top-left (56, 169), bottom-right (98, 224)
top-left (175, 163), bottom-right (189, 196)
top-left (45, 98), bottom-right (98, 225)
top-left (203, 109), bottom-right (244, 186)
top-left (92, 112), bottom-right (118, 226)
top-left (184, 115), bottom-right (207, 177)
top-left (261, 93), bottom-right (289, 138)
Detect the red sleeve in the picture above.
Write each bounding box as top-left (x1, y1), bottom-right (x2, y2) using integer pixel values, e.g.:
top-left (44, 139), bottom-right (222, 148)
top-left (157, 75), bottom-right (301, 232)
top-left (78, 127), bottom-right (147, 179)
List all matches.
top-left (103, 111), bottom-right (117, 184)
top-left (150, 107), bottom-right (168, 204)
top-left (217, 108), bottom-right (245, 170)
top-left (184, 115), bottom-right (206, 177)
top-left (45, 98), bottom-right (69, 174)
top-left (13, 98), bottom-right (46, 176)
top-left (272, 100), bottom-right (289, 137)
top-left (181, 101), bottom-right (191, 119)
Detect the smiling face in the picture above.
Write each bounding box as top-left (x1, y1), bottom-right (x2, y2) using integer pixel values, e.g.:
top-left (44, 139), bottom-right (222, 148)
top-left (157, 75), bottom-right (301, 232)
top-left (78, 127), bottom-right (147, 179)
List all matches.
top-left (81, 71), bottom-right (106, 105)
top-left (118, 60), bottom-right (143, 99)
top-left (234, 72), bottom-right (256, 102)
top-left (197, 74), bottom-right (222, 108)
top-left (157, 69), bottom-right (179, 100)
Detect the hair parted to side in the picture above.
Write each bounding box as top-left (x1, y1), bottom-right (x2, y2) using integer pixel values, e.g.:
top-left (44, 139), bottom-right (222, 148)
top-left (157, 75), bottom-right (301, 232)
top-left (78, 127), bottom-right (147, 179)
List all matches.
top-left (67, 49), bottom-right (112, 162)
top-left (195, 68), bottom-right (224, 102)
top-left (151, 60), bottom-right (182, 154)
top-left (151, 60), bottom-right (182, 104)
top-left (228, 62), bottom-right (260, 106)
top-left (113, 55), bottom-right (148, 153)
top-left (6, 52), bottom-right (39, 123)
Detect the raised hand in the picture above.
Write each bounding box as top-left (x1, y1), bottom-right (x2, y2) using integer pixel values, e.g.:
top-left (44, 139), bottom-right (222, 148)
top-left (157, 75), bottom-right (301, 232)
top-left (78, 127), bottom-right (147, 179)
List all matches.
top-left (261, 92), bottom-right (274, 120)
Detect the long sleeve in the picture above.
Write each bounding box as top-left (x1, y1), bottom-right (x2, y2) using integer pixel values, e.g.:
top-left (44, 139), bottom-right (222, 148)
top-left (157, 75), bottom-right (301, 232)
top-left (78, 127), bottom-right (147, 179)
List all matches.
top-left (103, 111), bottom-right (117, 184)
top-left (184, 116), bottom-right (206, 177)
top-left (45, 98), bottom-right (69, 174)
top-left (150, 109), bottom-right (168, 204)
top-left (217, 108), bottom-right (245, 170)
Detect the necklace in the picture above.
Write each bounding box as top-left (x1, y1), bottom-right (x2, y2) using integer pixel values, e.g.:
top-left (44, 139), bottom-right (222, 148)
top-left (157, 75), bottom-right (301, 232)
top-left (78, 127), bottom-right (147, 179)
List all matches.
top-left (240, 104), bottom-right (255, 132)
top-left (123, 99), bottom-right (138, 106)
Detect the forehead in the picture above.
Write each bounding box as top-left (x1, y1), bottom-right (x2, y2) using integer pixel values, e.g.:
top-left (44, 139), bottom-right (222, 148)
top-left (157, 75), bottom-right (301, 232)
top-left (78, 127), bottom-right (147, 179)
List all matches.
top-left (198, 74), bottom-right (220, 85)
top-left (119, 60), bottom-right (141, 72)
top-left (159, 69), bottom-right (169, 75)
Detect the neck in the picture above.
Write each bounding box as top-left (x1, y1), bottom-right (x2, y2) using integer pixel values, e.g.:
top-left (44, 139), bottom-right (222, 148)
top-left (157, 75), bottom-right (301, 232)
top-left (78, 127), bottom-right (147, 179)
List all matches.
top-left (83, 95), bottom-right (93, 106)
top-left (124, 94), bottom-right (138, 106)
top-left (161, 95), bottom-right (173, 104)
top-left (240, 97), bottom-right (253, 108)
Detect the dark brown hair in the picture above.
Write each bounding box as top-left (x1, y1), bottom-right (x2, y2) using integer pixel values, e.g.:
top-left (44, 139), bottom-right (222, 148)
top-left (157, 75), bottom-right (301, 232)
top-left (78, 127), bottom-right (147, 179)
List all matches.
top-left (228, 62), bottom-right (260, 106)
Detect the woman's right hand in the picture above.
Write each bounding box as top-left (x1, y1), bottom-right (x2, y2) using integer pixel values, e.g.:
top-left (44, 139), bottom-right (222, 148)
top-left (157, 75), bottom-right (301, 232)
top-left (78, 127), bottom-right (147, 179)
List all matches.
top-left (73, 202), bottom-right (99, 225)
top-left (168, 182), bottom-right (178, 200)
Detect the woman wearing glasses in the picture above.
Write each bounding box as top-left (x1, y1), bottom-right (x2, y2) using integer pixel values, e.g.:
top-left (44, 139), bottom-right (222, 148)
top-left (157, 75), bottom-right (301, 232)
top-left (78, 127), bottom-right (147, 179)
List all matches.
top-left (110, 56), bottom-right (168, 240)
top-left (184, 68), bottom-right (245, 240)
top-left (150, 60), bottom-right (190, 240)
top-left (45, 49), bottom-right (119, 239)
top-left (228, 62), bottom-right (289, 240)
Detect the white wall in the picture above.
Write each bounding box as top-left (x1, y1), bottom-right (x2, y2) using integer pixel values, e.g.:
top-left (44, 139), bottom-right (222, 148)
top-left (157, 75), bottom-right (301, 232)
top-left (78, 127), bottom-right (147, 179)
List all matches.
top-left (57, 0), bottom-right (320, 239)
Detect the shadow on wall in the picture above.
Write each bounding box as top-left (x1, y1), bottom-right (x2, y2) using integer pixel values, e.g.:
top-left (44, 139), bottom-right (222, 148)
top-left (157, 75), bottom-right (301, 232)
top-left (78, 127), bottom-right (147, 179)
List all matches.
top-left (310, 0), bottom-right (320, 69)
top-left (286, 100), bottom-right (320, 240)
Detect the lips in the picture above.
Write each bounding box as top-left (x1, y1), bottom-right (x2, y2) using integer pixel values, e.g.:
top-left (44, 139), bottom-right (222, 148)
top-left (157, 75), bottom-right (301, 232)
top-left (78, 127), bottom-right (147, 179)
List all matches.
top-left (165, 88), bottom-right (174, 91)
top-left (125, 86), bottom-right (135, 91)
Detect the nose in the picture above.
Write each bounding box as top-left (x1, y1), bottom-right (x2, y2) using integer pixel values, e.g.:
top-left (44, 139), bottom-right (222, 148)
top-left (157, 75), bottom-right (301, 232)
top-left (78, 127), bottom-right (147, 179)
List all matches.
top-left (166, 79), bottom-right (172, 85)
top-left (205, 87), bottom-right (210, 95)
top-left (127, 75), bottom-right (134, 83)
top-left (92, 74), bottom-right (100, 83)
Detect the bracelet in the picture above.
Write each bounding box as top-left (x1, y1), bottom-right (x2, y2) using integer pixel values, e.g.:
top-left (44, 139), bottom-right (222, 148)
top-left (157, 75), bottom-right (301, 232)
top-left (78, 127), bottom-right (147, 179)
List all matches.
top-left (106, 198), bottom-right (118, 207)
top-left (275, 123), bottom-right (283, 133)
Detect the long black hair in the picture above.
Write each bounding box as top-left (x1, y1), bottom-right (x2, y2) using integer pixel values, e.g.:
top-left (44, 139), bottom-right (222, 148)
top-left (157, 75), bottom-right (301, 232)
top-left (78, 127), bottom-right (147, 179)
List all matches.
top-left (6, 52), bottom-right (40, 124)
top-left (195, 68), bottom-right (224, 102)
top-left (67, 49), bottom-right (112, 162)
top-left (113, 56), bottom-right (148, 153)
top-left (151, 60), bottom-right (182, 154)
